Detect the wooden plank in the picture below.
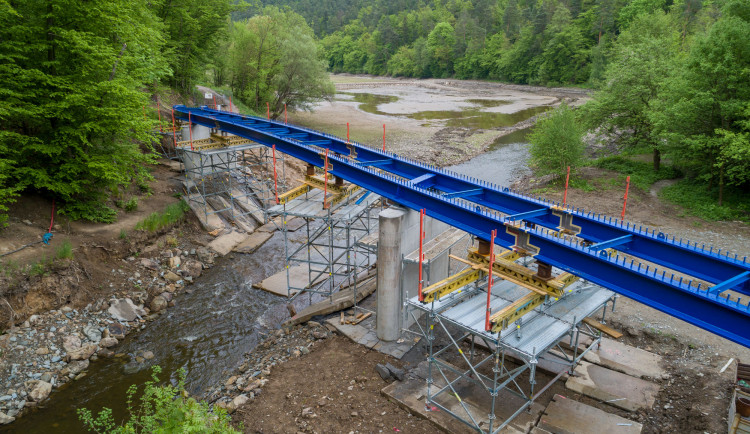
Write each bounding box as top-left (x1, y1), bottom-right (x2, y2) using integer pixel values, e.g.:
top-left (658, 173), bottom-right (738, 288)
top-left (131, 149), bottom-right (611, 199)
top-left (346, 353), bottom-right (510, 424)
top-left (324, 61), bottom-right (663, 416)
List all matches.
top-left (582, 317), bottom-right (623, 339)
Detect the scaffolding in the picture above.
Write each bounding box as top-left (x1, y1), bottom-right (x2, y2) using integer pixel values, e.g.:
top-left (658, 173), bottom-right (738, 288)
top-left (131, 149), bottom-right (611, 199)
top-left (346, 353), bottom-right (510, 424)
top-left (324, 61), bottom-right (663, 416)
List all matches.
top-left (267, 172), bottom-right (382, 301)
top-left (404, 248), bottom-right (616, 433)
top-left (177, 131), bottom-right (286, 229)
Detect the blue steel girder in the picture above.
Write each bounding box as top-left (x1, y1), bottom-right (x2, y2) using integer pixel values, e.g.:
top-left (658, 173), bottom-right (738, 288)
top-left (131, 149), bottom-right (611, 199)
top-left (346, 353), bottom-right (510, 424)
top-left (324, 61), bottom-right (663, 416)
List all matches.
top-left (174, 106), bottom-right (750, 347)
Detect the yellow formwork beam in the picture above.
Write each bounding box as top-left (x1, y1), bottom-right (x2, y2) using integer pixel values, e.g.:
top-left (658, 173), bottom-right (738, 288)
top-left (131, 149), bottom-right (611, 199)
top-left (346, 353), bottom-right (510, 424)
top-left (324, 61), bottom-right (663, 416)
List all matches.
top-left (277, 184), bottom-right (311, 205)
top-left (489, 293), bottom-right (546, 332)
top-left (421, 268), bottom-right (483, 303)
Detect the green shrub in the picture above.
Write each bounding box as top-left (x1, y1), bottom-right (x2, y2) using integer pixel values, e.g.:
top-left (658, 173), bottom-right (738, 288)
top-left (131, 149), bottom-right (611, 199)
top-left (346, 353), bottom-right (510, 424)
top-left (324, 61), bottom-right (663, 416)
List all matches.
top-left (659, 180), bottom-right (750, 221)
top-left (593, 156), bottom-right (681, 190)
top-left (119, 229), bottom-right (128, 240)
top-left (124, 198), bottom-right (139, 212)
top-left (135, 201), bottom-right (190, 232)
top-left (55, 240), bottom-right (74, 260)
top-left (529, 103), bottom-right (586, 176)
top-left (78, 366), bottom-right (240, 433)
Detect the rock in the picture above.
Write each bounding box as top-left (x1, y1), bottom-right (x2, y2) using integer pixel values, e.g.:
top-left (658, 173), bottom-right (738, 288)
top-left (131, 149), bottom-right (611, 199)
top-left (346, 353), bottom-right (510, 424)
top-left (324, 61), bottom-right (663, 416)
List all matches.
top-left (625, 326), bottom-right (642, 338)
top-left (301, 407), bottom-right (316, 418)
top-left (196, 247), bottom-right (214, 264)
top-left (83, 324), bottom-right (102, 342)
top-left (97, 348), bottom-right (114, 358)
top-left (35, 347), bottom-right (50, 356)
top-left (159, 292), bottom-right (173, 303)
top-left (69, 344), bottom-right (97, 361)
top-left (108, 298), bottom-right (146, 322)
top-left (232, 394), bottom-right (249, 408)
top-left (243, 379), bottom-right (262, 393)
top-left (182, 260), bottom-right (203, 278)
top-left (225, 376), bottom-right (238, 387)
top-left (150, 295), bottom-right (168, 312)
top-left (108, 323), bottom-right (127, 339)
top-left (142, 351), bottom-right (154, 360)
top-left (385, 363), bottom-right (405, 381)
top-left (168, 256), bottom-right (181, 269)
top-left (0, 411), bottom-right (15, 425)
top-left (28, 381), bottom-right (52, 402)
top-left (62, 335), bottom-right (82, 353)
top-left (140, 258), bottom-right (159, 270)
top-left (312, 331), bottom-right (328, 340)
top-left (308, 321), bottom-right (321, 328)
top-left (99, 337), bottom-right (118, 348)
top-left (299, 346), bottom-right (310, 355)
top-left (122, 363), bottom-right (140, 375)
top-left (40, 373), bottom-right (52, 383)
top-left (164, 271), bottom-right (180, 282)
top-left (375, 364), bottom-right (392, 381)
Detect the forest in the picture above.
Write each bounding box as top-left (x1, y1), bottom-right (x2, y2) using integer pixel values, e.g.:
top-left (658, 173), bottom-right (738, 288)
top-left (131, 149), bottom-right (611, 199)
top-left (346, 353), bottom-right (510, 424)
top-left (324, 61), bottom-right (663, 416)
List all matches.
top-left (1, 0), bottom-right (748, 223)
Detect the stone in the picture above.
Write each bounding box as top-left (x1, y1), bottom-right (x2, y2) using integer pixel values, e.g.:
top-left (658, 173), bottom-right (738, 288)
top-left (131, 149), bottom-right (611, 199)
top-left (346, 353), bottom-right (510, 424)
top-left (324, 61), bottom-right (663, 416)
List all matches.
top-left (35, 347), bottom-right (50, 356)
top-left (375, 364), bottom-right (392, 381)
top-left (538, 394), bottom-right (642, 434)
top-left (312, 331), bottom-right (328, 340)
top-left (385, 363), bottom-right (405, 381)
top-left (40, 373), bottom-right (52, 383)
top-left (150, 295), bottom-right (168, 312)
top-left (299, 346), bottom-right (310, 355)
top-left (99, 337), bottom-right (118, 348)
top-left (108, 323), bottom-right (127, 339)
top-left (168, 256), bottom-right (181, 269)
top-left (164, 271), bottom-right (180, 282)
top-left (142, 351), bottom-right (154, 360)
top-left (140, 258), bottom-right (159, 271)
top-left (83, 324), bottom-right (102, 342)
top-left (0, 411), bottom-right (15, 425)
top-left (582, 337), bottom-right (665, 380)
top-left (565, 361), bottom-right (659, 412)
top-left (108, 298), bottom-right (146, 322)
top-left (159, 292), bottom-right (173, 303)
top-left (196, 247), bottom-right (213, 264)
top-left (182, 259), bottom-right (203, 278)
top-left (62, 335), bottom-right (82, 353)
top-left (69, 344), bottom-right (97, 361)
top-left (232, 394), bottom-right (249, 408)
top-left (225, 376), bottom-right (238, 387)
top-left (28, 381), bottom-right (52, 402)
top-left (162, 250), bottom-right (174, 258)
top-left (208, 232), bottom-right (249, 256)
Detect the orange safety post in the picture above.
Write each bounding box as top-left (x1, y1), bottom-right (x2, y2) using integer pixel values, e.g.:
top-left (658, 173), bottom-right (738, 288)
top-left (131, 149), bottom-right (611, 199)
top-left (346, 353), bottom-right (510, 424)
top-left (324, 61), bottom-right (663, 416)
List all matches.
top-left (170, 108), bottom-right (178, 148)
top-left (418, 209), bottom-right (426, 302)
top-left (273, 145), bottom-right (279, 204)
top-left (156, 98), bottom-right (163, 132)
top-left (383, 124), bottom-right (386, 151)
top-left (323, 149), bottom-right (330, 209)
top-left (188, 112), bottom-right (194, 151)
top-left (563, 166), bottom-right (570, 206)
top-left (346, 122), bottom-right (350, 144)
top-left (621, 176), bottom-right (630, 220)
top-left (485, 229), bottom-right (497, 331)
top-left (212, 94), bottom-right (217, 110)
top-left (284, 103), bottom-right (287, 124)
top-left (267, 102), bottom-right (270, 120)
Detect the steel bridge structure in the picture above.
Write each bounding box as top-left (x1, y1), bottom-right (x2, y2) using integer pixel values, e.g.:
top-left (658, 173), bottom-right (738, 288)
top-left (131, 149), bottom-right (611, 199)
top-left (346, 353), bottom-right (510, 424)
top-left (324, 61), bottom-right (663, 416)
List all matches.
top-left (174, 105), bottom-right (750, 349)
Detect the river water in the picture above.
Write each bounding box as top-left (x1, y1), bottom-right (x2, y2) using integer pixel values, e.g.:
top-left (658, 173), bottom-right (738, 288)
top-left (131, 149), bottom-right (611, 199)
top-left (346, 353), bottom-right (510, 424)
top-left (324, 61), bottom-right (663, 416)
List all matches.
top-left (5, 89), bottom-right (540, 433)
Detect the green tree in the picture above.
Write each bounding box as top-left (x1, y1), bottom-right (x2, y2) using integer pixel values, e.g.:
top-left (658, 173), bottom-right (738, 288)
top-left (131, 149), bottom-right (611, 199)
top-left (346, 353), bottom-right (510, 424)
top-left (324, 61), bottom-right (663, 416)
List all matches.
top-left (0, 0), bottom-right (169, 222)
top-left (537, 6), bottom-right (590, 85)
top-left (427, 21), bottom-right (456, 76)
top-left (583, 11), bottom-right (680, 170)
top-left (529, 103), bottom-right (586, 175)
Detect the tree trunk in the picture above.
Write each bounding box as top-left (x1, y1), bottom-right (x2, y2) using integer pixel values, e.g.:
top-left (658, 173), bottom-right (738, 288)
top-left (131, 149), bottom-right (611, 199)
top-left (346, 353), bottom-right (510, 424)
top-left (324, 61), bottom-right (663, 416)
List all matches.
top-left (652, 147), bottom-right (660, 171)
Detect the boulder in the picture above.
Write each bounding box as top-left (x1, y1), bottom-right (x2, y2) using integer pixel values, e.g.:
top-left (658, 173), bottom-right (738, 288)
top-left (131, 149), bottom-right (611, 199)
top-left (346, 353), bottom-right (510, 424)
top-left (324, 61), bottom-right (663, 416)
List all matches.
top-left (69, 344), bottom-right (97, 361)
top-left (61, 360), bottom-right (89, 377)
top-left (99, 337), bottom-right (118, 348)
top-left (35, 347), bottom-right (50, 356)
top-left (150, 295), bottom-right (168, 312)
top-left (140, 258), bottom-right (159, 271)
top-left (164, 271), bottom-right (180, 282)
top-left (108, 323), bottom-right (127, 339)
top-left (168, 256), bottom-right (181, 269)
top-left (28, 381), bottom-right (52, 402)
top-left (0, 411), bottom-right (14, 425)
top-left (62, 335), bottom-right (81, 353)
top-left (108, 298), bottom-right (146, 322)
top-left (232, 394), bottom-right (249, 408)
top-left (182, 259), bottom-right (203, 278)
top-left (83, 323), bottom-right (102, 342)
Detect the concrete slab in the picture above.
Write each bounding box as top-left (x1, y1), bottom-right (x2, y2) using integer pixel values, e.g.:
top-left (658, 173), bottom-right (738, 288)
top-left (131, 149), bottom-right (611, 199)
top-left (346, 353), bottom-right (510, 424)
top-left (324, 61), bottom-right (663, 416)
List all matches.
top-left (252, 265), bottom-right (309, 297)
top-left (469, 337), bottom-right (571, 379)
top-left (565, 361), bottom-right (659, 412)
top-left (324, 316), bottom-right (419, 360)
top-left (283, 275), bottom-right (377, 326)
top-left (256, 217), bottom-right (282, 233)
top-left (538, 394), bottom-right (642, 434)
top-left (186, 194), bottom-right (226, 232)
top-left (583, 337), bottom-right (665, 380)
top-left (207, 231), bottom-right (249, 256)
top-left (233, 231), bottom-right (273, 254)
top-left (282, 217), bottom-right (305, 232)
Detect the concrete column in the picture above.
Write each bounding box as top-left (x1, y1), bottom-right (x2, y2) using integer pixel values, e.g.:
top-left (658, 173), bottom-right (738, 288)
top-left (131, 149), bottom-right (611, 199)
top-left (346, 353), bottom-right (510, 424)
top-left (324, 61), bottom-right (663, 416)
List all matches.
top-left (377, 207), bottom-right (406, 341)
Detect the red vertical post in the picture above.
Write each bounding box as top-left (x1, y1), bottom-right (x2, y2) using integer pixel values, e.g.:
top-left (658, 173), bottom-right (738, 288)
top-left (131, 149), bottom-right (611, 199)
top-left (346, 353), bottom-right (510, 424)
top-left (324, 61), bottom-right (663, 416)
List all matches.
top-left (267, 102), bottom-right (270, 120)
top-left (323, 149), bottom-right (329, 209)
top-left (418, 209), bottom-right (426, 302)
top-left (284, 103), bottom-right (287, 124)
top-left (188, 112), bottom-right (194, 151)
top-left (212, 94), bottom-right (217, 110)
top-left (170, 108), bottom-right (178, 148)
top-left (383, 124), bottom-right (386, 152)
top-left (485, 229), bottom-right (497, 332)
top-left (273, 145), bottom-right (279, 204)
top-left (563, 166), bottom-right (570, 206)
top-left (156, 98), bottom-right (163, 132)
top-left (346, 122), bottom-right (350, 144)
top-left (621, 176), bottom-right (631, 220)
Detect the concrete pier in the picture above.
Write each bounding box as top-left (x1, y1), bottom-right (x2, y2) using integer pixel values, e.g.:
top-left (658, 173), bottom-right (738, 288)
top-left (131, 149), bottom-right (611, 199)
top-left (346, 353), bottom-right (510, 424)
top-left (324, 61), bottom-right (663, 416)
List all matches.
top-left (377, 207), bottom-right (405, 341)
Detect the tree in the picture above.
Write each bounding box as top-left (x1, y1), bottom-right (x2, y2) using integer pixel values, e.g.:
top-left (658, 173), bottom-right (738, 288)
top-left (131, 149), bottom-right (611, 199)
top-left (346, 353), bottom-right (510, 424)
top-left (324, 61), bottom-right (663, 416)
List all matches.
top-left (583, 11), bottom-right (680, 170)
top-left (537, 6), bottom-right (590, 85)
top-left (528, 103), bottom-right (586, 175)
top-left (427, 22), bottom-right (456, 76)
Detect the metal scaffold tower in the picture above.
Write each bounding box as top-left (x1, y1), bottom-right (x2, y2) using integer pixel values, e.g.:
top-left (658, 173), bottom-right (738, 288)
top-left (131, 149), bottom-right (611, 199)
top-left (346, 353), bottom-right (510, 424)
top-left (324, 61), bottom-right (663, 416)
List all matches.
top-left (404, 240), bottom-right (616, 433)
top-left (177, 129), bottom-right (286, 229)
top-left (267, 165), bottom-right (382, 301)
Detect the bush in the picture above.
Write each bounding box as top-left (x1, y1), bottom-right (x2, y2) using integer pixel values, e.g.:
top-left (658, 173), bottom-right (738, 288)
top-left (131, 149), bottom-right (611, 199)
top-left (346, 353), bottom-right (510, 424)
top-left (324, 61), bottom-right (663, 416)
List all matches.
top-left (55, 240), bottom-right (74, 260)
top-left (528, 103), bottom-right (585, 176)
top-left (78, 366), bottom-right (240, 433)
top-left (659, 179), bottom-right (750, 221)
top-left (593, 156), bottom-right (681, 190)
top-left (124, 198), bottom-right (139, 212)
top-left (135, 201), bottom-right (190, 232)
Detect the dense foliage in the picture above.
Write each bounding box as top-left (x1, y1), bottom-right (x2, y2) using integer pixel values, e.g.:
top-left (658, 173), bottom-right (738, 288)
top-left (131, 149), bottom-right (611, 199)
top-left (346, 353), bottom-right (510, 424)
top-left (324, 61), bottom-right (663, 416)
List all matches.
top-left (529, 103), bottom-right (585, 175)
top-left (0, 0), bottom-right (231, 222)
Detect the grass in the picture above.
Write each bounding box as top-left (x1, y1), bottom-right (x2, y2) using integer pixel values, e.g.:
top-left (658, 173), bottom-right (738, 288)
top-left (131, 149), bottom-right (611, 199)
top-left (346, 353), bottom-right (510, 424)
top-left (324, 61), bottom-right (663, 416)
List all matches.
top-left (592, 155), bottom-right (681, 191)
top-left (135, 201), bottom-right (190, 232)
top-left (659, 179), bottom-right (750, 222)
top-left (119, 229), bottom-right (128, 240)
top-left (55, 240), bottom-right (74, 260)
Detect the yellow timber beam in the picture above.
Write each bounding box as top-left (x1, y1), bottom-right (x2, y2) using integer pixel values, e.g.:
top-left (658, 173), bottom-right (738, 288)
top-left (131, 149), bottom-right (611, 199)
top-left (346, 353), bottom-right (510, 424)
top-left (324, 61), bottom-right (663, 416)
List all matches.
top-left (277, 184), bottom-right (311, 205)
top-left (489, 293), bottom-right (546, 332)
top-left (421, 267), bottom-right (483, 303)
